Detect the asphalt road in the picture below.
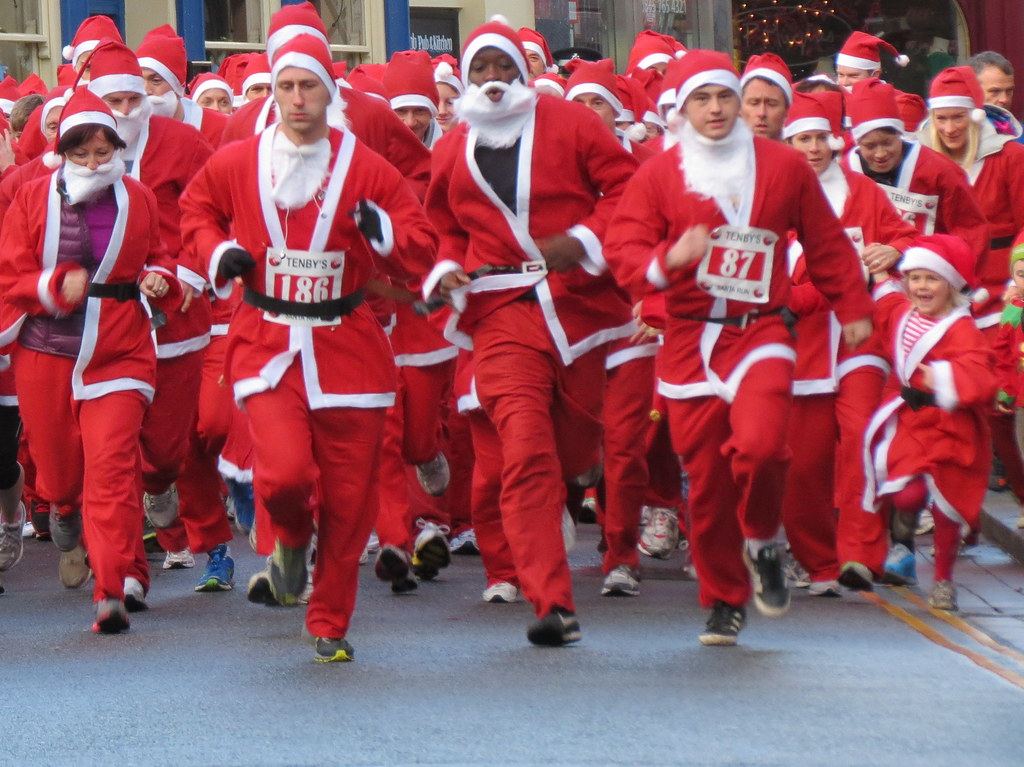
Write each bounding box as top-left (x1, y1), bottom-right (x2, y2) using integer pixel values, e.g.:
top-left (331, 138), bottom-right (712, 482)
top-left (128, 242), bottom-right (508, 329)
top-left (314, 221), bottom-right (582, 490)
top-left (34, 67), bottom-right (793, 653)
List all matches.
top-left (2, 526), bottom-right (1023, 766)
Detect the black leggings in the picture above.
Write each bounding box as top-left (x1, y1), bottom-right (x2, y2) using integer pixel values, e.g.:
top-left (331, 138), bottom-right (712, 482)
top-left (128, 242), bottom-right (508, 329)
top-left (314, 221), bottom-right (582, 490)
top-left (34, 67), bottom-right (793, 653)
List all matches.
top-left (0, 406), bottom-right (21, 491)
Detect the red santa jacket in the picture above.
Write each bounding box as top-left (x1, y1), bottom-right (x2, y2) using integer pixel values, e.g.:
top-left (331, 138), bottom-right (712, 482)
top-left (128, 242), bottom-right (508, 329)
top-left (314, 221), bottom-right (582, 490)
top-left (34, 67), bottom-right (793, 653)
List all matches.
top-left (179, 125), bottom-right (438, 408)
top-left (220, 88), bottom-right (431, 200)
top-left (181, 98), bottom-right (227, 148)
top-left (605, 135), bottom-right (873, 403)
top-left (422, 96), bottom-right (638, 365)
top-left (862, 283), bottom-right (995, 529)
top-left (787, 163), bottom-right (917, 393)
top-left (0, 173), bottom-right (178, 401)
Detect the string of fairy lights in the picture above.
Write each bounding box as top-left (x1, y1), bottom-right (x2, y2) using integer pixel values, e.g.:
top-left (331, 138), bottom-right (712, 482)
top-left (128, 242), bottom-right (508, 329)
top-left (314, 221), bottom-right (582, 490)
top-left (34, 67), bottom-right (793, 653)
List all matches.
top-left (734, 0), bottom-right (861, 71)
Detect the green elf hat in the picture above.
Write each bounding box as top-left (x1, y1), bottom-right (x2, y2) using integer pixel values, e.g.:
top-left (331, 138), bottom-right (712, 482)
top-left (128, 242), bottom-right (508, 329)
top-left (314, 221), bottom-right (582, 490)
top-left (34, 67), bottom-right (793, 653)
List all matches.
top-left (1012, 231), bottom-right (1024, 268)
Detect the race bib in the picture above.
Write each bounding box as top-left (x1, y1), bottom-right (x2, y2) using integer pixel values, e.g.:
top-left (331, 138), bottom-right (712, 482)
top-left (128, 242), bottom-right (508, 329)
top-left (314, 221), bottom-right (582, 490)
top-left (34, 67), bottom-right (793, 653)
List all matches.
top-left (880, 185), bottom-right (938, 235)
top-left (263, 248), bottom-right (345, 327)
top-left (697, 226), bottom-right (776, 304)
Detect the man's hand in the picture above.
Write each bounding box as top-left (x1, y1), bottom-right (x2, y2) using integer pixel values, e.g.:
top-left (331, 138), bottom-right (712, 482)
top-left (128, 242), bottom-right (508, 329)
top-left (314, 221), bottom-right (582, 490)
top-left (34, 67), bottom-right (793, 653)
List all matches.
top-left (139, 272), bottom-right (170, 299)
top-left (916, 363), bottom-right (935, 391)
top-left (438, 269), bottom-right (471, 308)
top-left (665, 225), bottom-right (710, 271)
top-left (179, 285), bottom-right (196, 312)
top-left (60, 268), bottom-right (88, 308)
top-left (537, 235), bottom-right (586, 273)
top-left (0, 130), bottom-right (15, 174)
top-left (217, 247), bottom-right (256, 280)
top-left (842, 318), bottom-right (873, 349)
top-left (862, 243), bottom-right (900, 275)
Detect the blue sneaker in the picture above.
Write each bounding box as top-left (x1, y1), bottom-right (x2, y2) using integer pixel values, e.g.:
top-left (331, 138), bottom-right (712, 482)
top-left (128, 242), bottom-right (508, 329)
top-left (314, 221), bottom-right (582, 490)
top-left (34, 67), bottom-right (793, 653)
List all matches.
top-left (227, 479), bottom-right (255, 534)
top-left (882, 543), bottom-right (917, 586)
top-left (194, 544), bottom-right (234, 592)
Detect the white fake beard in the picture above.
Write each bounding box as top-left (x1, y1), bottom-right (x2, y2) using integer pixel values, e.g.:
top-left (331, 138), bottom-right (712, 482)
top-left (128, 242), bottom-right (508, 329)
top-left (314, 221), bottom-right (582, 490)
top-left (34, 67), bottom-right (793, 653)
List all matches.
top-left (454, 80), bottom-right (537, 149)
top-left (677, 117), bottom-right (754, 203)
top-left (63, 154), bottom-right (126, 205)
top-left (147, 90), bottom-right (179, 119)
top-left (271, 129), bottom-right (331, 210)
top-left (112, 97), bottom-right (152, 151)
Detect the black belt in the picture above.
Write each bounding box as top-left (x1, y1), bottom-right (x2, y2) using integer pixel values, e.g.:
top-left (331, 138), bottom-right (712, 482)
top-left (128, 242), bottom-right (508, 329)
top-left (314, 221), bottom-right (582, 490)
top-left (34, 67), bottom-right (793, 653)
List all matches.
top-left (991, 235), bottom-right (1015, 250)
top-left (679, 305), bottom-right (788, 330)
top-left (87, 282), bottom-right (140, 301)
top-left (901, 385), bottom-right (936, 411)
top-left (244, 287), bottom-right (364, 321)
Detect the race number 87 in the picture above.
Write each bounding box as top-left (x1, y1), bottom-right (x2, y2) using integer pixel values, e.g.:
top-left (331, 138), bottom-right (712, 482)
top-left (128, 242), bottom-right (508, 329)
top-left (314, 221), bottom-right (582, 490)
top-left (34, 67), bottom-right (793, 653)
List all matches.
top-left (711, 248), bottom-right (763, 280)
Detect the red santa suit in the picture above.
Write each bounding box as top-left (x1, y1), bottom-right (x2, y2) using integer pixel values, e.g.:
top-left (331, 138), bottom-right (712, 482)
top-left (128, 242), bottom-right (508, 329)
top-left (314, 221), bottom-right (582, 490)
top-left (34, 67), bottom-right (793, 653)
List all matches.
top-left (0, 150), bottom-right (179, 608)
top-left (179, 69), bottom-right (438, 639)
top-left (604, 77), bottom-right (872, 610)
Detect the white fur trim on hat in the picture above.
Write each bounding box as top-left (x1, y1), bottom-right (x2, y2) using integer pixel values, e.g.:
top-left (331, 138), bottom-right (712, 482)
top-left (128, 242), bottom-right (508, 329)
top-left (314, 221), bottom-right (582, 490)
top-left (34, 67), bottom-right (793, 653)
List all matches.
top-left (618, 107), bottom-right (636, 122)
top-left (39, 98), bottom-right (67, 136)
top-left (267, 25), bottom-right (330, 62)
top-left (0, 99), bottom-right (14, 115)
top-left (522, 41), bottom-right (547, 62)
top-left (900, 246), bottom-right (966, 290)
top-left (138, 56), bottom-right (184, 96)
top-left (676, 68), bottom-right (741, 109)
top-left (59, 110), bottom-right (118, 138)
top-left (534, 79), bottom-right (565, 97)
top-left (741, 69), bottom-right (793, 104)
top-left (928, 95), bottom-right (976, 112)
top-left (390, 94), bottom-right (439, 116)
top-left (644, 109), bottom-right (666, 128)
top-left (462, 32), bottom-right (528, 87)
top-left (88, 73), bottom-right (146, 97)
top-left (42, 151), bottom-right (62, 169)
top-left (637, 53), bottom-right (672, 71)
top-left (242, 71), bottom-right (272, 95)
top-left (565, 83), bottom-right (623, 116)
top-left (191, 78), bottom-right (232, 102)
top-left (489, 15), bottom-right (510, 25)
top-left (828, 135), bottom-right (846, 151)
top-left (66, 39), bottom-right (99, 68)
top-left (272, 51), bottom-right (336, 95)
top-left (782, 116), bottom-right (831, 140)
top-left (851, 117), bottom-right (904, 141)
top-left (836, 53), bottom-right (882, 72)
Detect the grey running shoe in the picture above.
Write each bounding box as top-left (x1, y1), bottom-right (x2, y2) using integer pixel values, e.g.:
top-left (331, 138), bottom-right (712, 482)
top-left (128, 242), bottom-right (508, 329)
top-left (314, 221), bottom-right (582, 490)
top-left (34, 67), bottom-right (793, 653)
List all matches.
top-left (50, 507), bottom-right (82, 552)
top-left (314, 637), bottom-right (355, 663)
top-left (268, 540), bottom-right (308, 606)
top-left (415, 453), bottom-right (450, 497)
top-left (929, 580), bottom-right (958, 611)
top-left (0, 501), bottom-right (25, 571)
top-left (144, 485), bottom-right (179, 529)
top-left (601, 565), bottom-right (640, 597)
top-left (59, 544), bottom-right (90, 589)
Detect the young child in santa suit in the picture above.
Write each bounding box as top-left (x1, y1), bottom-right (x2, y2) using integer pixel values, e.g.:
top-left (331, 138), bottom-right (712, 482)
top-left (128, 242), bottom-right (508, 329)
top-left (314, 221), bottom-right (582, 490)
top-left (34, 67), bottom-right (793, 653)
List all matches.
top-left (994, 234), bottom-right (1024, 529)
top-left (863, 234), bottom-right (996, 611)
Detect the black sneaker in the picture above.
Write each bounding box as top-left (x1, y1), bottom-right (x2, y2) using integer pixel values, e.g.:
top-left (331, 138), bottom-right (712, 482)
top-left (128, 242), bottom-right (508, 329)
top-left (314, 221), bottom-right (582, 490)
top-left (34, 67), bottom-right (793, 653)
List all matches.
top-left (314, 637), bottom-right (355, 664)
top-left (247, 568), bottom-right (279, 606)
top-left (837, 561), bottom-right (874, 592)
top-left (526, 607), bottom-right (581, 647)
top-left (699, 601), bottom-right (745, 646)
top-left (375, 545), bottom-right (418, 594)
top-left (743, 543), bottom-right (790, 617)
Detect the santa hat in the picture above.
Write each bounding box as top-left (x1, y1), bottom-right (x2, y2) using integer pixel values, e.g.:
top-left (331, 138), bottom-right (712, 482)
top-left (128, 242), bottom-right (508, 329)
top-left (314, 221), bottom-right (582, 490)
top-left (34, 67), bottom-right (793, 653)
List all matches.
top-left (17, 105), bottom-right (48, 160)
top-left (266, 1), bottom-right (329, 63)
top-left (895, 90), bottom-right (927, 134)
top-left (271, 35), bottom-right (336, 96)
top-left (518, 27), bottom-right (555, 71)
top-left (136, 25), bottom-right (187, 96)
top-left (900, 234), bottom-right (976, 292)
top-left (741, 53), bottom-right (793, 104)
top-left (836, 31), bottom-right (908, 72)
top-left (928, 66), bottom-right (987, 123)
top-left (782, 91), bottom-right (846, 150)
top-left (188, 73), bottom-right (232, 103)
top-left (242, 53), bottom-right (272, 95)
top-left (626, 31), bottom-right (685, 75)
top-left (461, 17), bottom-right (529, 87)
top-left (40, 86), bottom-right (71, 132)
top-left (564, 58), bottom-right (623, 115)
top-left (614, 75), bottom-right (650, 140)
top-left (671, 50), bottom-right (740, 110)
top-left (630, 66), bottom-right (665, 106)
top-left (58, 86), bottom-right (117, 140)
top-left (216, 54), bottom-right (250, 96)
top-left (18, 74), bottom-right (48, 97)
top-left (57, 65), bottom-right (78, 88)
top-left (0, 76), bottom-right (19, 115)
top-left (532, 73), bottom-right (567, 97)
top-left (332, 61), bottom-right (349, 84)
top-left (63, 15), bottom-right (124, 69)
top-left (384, 50), bottom-right (439, 115)
top-left (432, 54), bottom-right (463, 95)
top-left (84, 41), bottom-right (146, 98)
top-left (347, 65), bottom-right (388, 101)
top-left (846, 78), bottom-right (904, 141)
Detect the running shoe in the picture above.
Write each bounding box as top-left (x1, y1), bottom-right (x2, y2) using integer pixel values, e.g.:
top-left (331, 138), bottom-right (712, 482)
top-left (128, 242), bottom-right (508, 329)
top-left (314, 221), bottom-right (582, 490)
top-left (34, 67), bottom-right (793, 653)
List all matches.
top-left (916, 508), bottom-right (935, 535)
top-left (743, 542), bottom-right (791, 617)
top-left (450, 528), bottom-right (479, 555)
top-left (268, 540), bottom-right (308, 606)
top-left (482, 581), bottom-right (519, 603)
top-left (30, 501), bottom-right (50, 541)
top-left (58, 544), bottom-right (90, 589)
top-left (784, 553), bottom-right (811, 589)
top-left (415, 453), bottom-right (450, 497)
top-left (699, 601), bottom-right (745, 646)
top-left (194, 544), bottom-right (234, 592)
top-left (680, 538), bottom-right (698, 580)
top-left (808, 579), bottom-right (842, 598)
top-left (162, 548), bottom-right (195, 570)
top-left (838, 561), bottom-right (874, 592)
top-left (412, 519), bottom-right (451, 580)
top-left (50, 507), bottom-right (82, 552)
top-left (526, 607), bottom-right (581, 647)
top-left (143, 485), bottom-right (179, 529)
top-left (638, 507), bottom-right (679, 559)
top-left (578, 494), bottom-right (599, 524)
top-left (123, 576), bottom-right (148, 612)
top-left (92, 599), bottom-right (129, 634)
top-left (562, 506), bottom-right (577, 553)
top-left (226, 479), bottom-right (255, 534)
top-left (247, 565), bottom-right (278, 606)
top-left (601, 565), bottom-right (640, 597)
top-left (928, 580), bottom-right (958, 611)
top-left (375, 544), bottom-right (417, 593)
top-left (0, 501), bottom-right (25, 571)
top-left (882, 543), bottom-right (917, 586)
top-left (314, 637), bottom-right (354, 663)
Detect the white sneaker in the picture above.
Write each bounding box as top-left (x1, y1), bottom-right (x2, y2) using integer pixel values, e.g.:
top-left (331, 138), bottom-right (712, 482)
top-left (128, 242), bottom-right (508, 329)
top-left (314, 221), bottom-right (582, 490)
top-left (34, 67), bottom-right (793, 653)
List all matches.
top-left (364, 530), bottom-right (381, 555)
top-left (482, 581), bottom-right (519, 603)
top-left (162, 548), bottom-right (195, 570)
top-left (450, 528), bottom-right (479, 555)
top-left (144, 485), bottom-right (179, 529)
top-left (123, 576), bottom-right (148, 612)
top-left (58, 544), bottom-right (90, 589)
top-left (808, 579), bottom-right (842, 597)
top-left (0, 502), bottom-right (25, 571)
top-left (638, 507), bottom-right (678, 559)
top-left (21, 519), bottom-right (35, 538)
top-left (562, 507), bottom-right (576, 553)
top-left (784, 555), bottom-right (811, 589)
top-left (415, 453), bottom-right (450, 497)
top-left (601, 565), bottom-right (640, 596)
top-left (916, 508), bottom-right (935, 535)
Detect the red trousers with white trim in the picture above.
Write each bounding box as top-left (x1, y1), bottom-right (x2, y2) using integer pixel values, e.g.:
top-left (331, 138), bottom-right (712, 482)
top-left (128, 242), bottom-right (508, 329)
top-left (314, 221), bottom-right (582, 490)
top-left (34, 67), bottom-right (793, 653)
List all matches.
top-left (243, 363), bottom-right (386, 639)
top-left (781, 394), bottom-right (838, 581)
top-left (13, 348), bottom-right (149, 603)
top-left (601, 355), bottom-right (655, 573)
top-left (473, 302), bottom-right (605, 618)
top-left (666, 358), bottom-right (793, 609)
top-left (174, 336), bottom-right (233, 555)
top-left (466, 408), bottom-right (517, 587)
top-left (834, 367), bottom-right (888, 575)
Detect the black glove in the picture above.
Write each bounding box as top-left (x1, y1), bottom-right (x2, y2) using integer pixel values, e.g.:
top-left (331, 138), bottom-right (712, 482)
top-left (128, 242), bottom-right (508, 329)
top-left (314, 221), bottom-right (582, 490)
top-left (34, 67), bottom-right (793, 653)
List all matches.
top-left (352, 199), bottom-right (384, 243)
top-left (217, 247), bottom-right (256, 280)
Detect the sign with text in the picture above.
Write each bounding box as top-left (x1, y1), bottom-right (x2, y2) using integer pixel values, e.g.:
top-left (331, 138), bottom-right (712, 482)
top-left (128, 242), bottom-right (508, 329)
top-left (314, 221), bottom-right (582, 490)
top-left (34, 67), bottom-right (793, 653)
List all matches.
top-left (409, 8), bottom-right (460, 57)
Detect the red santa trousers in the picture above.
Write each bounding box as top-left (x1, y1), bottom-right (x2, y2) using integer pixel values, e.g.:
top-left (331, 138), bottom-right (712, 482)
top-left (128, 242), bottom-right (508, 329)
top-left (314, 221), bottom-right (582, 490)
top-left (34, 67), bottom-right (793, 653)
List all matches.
top-left (780, 395), bottom-right (838, 581)
top-left (601, 355), bottom-right (654, 574)
top-left (834, 367), bottom-right (889, 575)
top-left (666, 358), bottom-right (793, 609)
top-left (644, 406), bottom-right (685, 512)
top-left (473, 301), bottom-right (605, 618)
top-left (466, 408), bottom-right (517, 587)
top-left (983, 326), bottom-right (1024, 501)
top-left (142, 350), bottom-right (203, 495)
top-left (445, 408), bottom-right (473, 535)
top-left (13, 348), bottom-right (149, 602)
top-left (174, 336), bottom-right (233, 555)
top-left (398, 360), bottom-right (455, 466)
top-left (243, 363), bottom-right (386, 639)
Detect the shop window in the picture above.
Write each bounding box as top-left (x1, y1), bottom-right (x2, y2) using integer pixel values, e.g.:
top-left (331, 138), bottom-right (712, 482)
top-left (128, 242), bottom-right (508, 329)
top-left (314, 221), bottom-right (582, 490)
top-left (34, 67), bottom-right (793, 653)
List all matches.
top-left (734, 0), bottom-right (969, 95)
top-left (204, 0), bottom-right (263, 68)
top-left (306, 0), bottom-right (366, 48)
top-left (0, 0), bottom-right (45, 81)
